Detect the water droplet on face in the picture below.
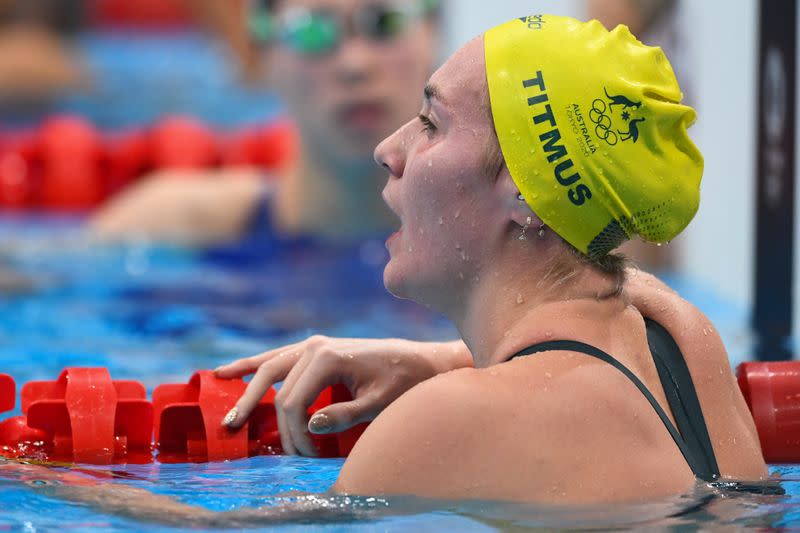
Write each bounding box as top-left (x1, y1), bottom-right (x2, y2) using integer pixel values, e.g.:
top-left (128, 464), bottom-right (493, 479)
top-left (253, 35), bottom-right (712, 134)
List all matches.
top-left (427, 160), bottom-right (433, 167)
top-left (458, 272), bottom-right (465, 280)
top-left (516, 293), bottom-right (524, 304)
top-left (438, 216), bottom-right (444, 225)
top-left (454, 210), bottom-right (461, 220)
top-left (407, 245), bottom-right (414, 253)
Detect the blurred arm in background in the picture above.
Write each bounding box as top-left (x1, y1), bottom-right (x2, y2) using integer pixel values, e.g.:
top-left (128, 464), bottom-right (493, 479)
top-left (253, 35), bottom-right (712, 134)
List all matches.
top-left (186, 0), bottom-right (262, 82)
top-left (585, 0), bottom-right (676, 37)
top-left (0, 0), bottom-right (87, 111)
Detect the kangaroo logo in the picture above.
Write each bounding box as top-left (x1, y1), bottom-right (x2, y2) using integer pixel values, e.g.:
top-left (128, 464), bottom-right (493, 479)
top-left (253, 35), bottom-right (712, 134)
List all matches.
top-left (588, 88), bottom-right (647, 146)
top-left (603, 87), bottom-right (642, 111)
top-left (618, 117), bottom-right (646, 142)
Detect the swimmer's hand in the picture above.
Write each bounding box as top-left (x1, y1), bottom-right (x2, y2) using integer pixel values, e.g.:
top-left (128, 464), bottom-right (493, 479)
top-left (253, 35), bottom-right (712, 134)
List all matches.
top-left (215, 337), bottom-right (473, 456)
top-left (88, 169), bottom-right (267, 247)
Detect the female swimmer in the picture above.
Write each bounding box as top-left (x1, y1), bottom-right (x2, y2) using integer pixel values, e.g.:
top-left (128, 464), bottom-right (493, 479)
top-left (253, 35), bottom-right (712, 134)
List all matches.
top-left (20, 15), bottom-right (768, 523)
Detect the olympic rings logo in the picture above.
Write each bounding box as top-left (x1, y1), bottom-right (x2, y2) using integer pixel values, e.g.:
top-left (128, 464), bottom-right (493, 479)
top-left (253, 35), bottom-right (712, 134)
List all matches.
top-left (589, 98), bottom-right (618, 146)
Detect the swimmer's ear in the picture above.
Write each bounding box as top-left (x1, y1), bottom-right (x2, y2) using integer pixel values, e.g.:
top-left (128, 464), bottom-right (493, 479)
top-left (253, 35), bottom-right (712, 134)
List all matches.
top-left (493, 166), bottom-right (542, 229)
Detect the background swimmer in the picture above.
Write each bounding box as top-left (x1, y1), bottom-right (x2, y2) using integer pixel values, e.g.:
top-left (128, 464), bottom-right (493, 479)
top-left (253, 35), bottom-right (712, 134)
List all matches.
top-left (90, 0), bottom-right (441, 246)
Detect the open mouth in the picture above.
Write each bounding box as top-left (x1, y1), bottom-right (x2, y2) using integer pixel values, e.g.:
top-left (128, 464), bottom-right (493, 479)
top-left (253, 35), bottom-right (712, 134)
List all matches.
top-left (386, 228), bottom-right (402, 248)
top-left (336, 101), bottom-right (388, 131)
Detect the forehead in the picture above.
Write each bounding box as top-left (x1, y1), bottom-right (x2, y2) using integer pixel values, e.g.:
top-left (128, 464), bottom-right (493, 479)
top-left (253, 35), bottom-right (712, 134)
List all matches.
top-left (428, 37), bottom-right (487, 117)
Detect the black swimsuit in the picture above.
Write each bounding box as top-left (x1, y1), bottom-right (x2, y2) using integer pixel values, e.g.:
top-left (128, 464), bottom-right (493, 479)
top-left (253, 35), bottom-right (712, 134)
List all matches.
top-left (511, 318), bottom-right (720, 482)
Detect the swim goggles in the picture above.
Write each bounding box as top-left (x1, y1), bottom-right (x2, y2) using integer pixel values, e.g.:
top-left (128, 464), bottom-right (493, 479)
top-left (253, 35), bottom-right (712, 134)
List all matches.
top-left (249, 0), bottom-right (440, 56)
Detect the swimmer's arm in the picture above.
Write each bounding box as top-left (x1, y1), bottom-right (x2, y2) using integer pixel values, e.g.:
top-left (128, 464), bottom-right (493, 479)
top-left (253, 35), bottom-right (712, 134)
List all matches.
top-left (19, 463), bottom-right (370, 527)
top-left (89, 169), bottom-right (270, 246)
top-left (217, 337), bottom-right (472, 455)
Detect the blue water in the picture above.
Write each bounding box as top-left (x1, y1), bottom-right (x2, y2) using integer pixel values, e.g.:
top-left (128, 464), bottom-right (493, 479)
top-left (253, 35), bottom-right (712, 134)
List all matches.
top-left (0, 215), bottom-right (796, 531)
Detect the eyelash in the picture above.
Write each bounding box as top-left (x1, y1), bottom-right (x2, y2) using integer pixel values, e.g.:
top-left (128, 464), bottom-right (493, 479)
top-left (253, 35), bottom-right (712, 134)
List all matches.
top-left (418, 114), bottom-right (436, 133)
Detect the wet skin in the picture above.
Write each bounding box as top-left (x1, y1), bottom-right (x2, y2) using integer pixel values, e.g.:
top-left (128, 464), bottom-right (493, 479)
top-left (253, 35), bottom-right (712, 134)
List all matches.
top-left (333, 36), bottom-right (767, 503)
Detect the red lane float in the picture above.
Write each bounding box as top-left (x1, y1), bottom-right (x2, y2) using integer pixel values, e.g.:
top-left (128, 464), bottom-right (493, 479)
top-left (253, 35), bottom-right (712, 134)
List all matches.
top-left (149, 116), bottom-right (219, 170)
top-left (0, 131), bottom-right (38, 209)
top-left (1, 368), bottom-right (153, 463)
top-left (90, 0), bottom-right (193, 28)
top-left (2, 114), bottom-right (299, 209)
top-left (0, 374), bottom-right (14, 413)
top-left (222, 120), bottom-right (299, 172)
top-left (153, 372), bottom-right (367, 461)
top-left (737, 361), bottom-right (800, 463)
top-left (0, 368), bottom-right (367, 464)
top-left (153, 370), bottom-right (277, 462)
top-left (104, 130), bottom-right (150, 198)
top-left (37, 116), bottom-right (104, 210)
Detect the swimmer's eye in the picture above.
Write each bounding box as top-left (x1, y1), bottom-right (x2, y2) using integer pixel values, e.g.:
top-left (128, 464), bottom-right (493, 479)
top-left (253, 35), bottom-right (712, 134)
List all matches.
top-left (418, 114), bottom-right (436, 134)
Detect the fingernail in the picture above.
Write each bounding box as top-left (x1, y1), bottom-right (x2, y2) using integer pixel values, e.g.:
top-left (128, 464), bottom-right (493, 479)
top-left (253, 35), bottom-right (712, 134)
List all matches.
top-left (213, 365), bottom-right (225, 373)
top-left (308, 413), bottom-right (332, 434)
top-left (222, 407), bottom-right (239, 427)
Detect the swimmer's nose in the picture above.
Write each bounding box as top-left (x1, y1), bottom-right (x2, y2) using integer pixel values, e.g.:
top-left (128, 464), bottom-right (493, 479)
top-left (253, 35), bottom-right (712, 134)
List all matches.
top-left (335, 38), bottom-right (375, 85)
top-left (374, 128), bottom-right (405, 180)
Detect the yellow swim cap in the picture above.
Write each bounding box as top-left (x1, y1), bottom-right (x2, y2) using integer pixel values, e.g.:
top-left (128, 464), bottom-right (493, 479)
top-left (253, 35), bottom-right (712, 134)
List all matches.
top-left (484, 15), bottom-right (703, 257)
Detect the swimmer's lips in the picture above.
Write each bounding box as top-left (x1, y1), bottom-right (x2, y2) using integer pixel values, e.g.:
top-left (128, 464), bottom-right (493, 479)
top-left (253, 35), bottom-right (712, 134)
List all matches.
top-left (335, 101), bottom-right (389, 132)
top-left (385, 229), bottom-right (402, 249)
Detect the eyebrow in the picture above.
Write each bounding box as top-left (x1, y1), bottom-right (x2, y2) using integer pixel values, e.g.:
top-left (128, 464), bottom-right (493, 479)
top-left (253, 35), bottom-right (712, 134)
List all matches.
top-left (424, 83), bottom-right (445, 105)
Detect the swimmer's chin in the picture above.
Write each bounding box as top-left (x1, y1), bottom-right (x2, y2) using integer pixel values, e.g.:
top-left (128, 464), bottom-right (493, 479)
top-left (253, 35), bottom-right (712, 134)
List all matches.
top-left (383, 266), bottom-right (412, 301)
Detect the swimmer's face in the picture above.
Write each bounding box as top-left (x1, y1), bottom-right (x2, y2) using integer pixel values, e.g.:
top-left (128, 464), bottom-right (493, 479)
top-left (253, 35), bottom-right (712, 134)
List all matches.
top-left (376, 37), bottom-right (514, 310)
top-left (265, 0), bottom-right (438, 162)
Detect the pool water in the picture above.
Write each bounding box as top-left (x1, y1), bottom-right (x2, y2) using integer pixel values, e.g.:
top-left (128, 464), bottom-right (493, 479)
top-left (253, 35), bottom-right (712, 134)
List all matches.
top-left (0, 215), bottom-right (797, 531)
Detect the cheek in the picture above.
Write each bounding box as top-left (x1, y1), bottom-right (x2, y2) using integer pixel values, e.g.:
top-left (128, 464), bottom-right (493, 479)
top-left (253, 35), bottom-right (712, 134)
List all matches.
top-left (272, 56), bottom-right (330, 114)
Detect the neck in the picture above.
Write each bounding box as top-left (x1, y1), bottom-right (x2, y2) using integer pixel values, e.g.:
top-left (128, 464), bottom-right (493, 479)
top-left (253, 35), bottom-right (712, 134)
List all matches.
top-left (449, 243), bottom-right (626, 368)
top-left (275, 142), bottom-right (397, 241)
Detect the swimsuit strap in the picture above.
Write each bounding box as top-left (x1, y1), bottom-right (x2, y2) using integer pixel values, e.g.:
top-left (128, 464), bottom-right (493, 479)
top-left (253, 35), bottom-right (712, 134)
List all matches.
top-left (511, 339), bottom-right (717, 482)
top-left (644, 318), bottom-right (720, 482)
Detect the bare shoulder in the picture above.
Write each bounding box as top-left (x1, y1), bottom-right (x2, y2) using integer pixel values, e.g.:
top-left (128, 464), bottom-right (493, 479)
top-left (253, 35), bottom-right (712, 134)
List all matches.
top-left (625, 270), bottom-right (719, 345)
top-left (626, 269), bottom-right (768, 479)
top-left (334, 367), bottom-right (492, 497)
top-left (334, 356), bottom-right (695, 502)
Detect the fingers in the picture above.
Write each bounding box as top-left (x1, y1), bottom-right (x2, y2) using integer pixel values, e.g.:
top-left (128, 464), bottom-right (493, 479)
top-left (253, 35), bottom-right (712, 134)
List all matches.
top-left (275, 342), bottom-right (345, 457)
top-left (214, 343), bottom-right (301, 379)
top-left (222, 355), bottom-right (295, 429)
top-left (214, 356), bottom-right (263, 379)
top-left (275, 356), bottom-right (319, 457)
top-left (277, 405), bottom-right (297, 456)
top-left (308, 394), bottom-right (381, 435)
